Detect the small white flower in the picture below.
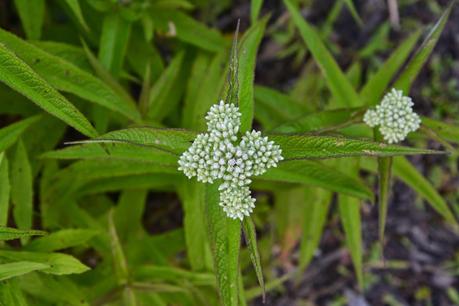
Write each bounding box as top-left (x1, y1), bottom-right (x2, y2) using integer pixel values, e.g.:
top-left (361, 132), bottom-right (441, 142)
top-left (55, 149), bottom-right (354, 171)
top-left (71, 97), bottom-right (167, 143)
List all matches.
top-left (178, 101), bottom-right (283, 220)
top-left (363, 88), bottom-right (421, 143)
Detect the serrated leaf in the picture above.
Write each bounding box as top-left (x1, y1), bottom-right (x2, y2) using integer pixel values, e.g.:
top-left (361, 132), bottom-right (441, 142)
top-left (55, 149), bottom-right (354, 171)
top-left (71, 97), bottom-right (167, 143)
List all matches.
top-left (98, 13), bottom-right (132, 77)
top-left (0, 44), bottom-right (98, 137)
top-left (238, 17), bottom-right (268, 133)
top-left (10, 140), bottom-right (33, 244)
top-left (269, 134), bottom-right (444, 160)
top-left (25, 229), bottom-right (98, 252)
top-left (242, 217), bottom-right (265, 302)
top-left (393, 2), bottom-right (454, 93)
top-left (0, 251), bottom-right (89, 275)
top-left (272, 108), bottom-right (363, 133)
top-left (0, 227), bottom-right (46, 241)
top-left (0, 28), bottom-right (141, 122)
top-left (206, 184), bottom-right (241, 306)
top-left (284, 0), bottom-right (361, 107)
top-left (0, 154), bottom-right (10, 227)
top-left (259, 160), bottom-right (372, 199)
top-left (0, 262), bottom-right (49, 281)
top-left (360, 30), bottom-right (421, 105)
top-left (14, 0), bottom-right (45, 40)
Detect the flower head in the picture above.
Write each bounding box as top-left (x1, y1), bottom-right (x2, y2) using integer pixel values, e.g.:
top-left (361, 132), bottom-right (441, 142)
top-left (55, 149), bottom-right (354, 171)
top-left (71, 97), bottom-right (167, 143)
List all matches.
top-left (364, 89), bottom-right (421, 143)
top-left (178, 100), bottom-right (283, 220)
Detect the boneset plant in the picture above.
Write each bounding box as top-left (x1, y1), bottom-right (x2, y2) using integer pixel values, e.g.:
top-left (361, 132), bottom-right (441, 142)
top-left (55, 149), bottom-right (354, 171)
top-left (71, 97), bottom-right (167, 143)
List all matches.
top-left (0, 1), bottom-right (457, 305)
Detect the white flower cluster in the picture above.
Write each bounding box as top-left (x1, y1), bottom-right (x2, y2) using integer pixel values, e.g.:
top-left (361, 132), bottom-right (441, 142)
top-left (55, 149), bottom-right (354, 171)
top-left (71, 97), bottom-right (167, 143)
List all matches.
top-left (178, 100), bottom-right (283, 220)
top-left (363, 89), bottom-right (421, 143)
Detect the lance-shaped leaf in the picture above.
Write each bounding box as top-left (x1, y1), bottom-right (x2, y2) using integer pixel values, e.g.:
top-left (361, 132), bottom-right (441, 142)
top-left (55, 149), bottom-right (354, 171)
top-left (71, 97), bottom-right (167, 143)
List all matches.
top-left (25, 229), bottom-right (98, 252)
top-left (269, 134), bottom-right (443, 160)
top-left (0, 44), bottom-right (98, 137)
top-left (238, 16), bottom-right (268, 133)
top-left (0, 154), bottom-right (10, 227)
top-left (394, 2), bottom-right (454, 93)
top-left (0, 261), bottom-right (49, 281)
top-left (0, 28), bottom-right (141, 122)
top-left (14, 0), bottom-right (45, 40)
top-left (284, 0), bottom-right (360, 107)
top-left (0, 116), bottom-right (40, 153)
top-left (206, 184), bottom-right (241, 306)
top-left (0, 250), bottom-right (89, 275)
top-left (0, 227), bottom-right (46, 241)
top-left (259, 160), bottom-right (372, 199)
top-left (11, 140), bottom-right (33, 244)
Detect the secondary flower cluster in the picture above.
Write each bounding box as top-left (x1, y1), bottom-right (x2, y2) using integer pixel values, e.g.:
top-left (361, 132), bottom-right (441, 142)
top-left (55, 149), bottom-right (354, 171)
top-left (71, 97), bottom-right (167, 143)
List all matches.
top-left (364, 89), bottom-right (421, 143)
top-left (178, 101), bottom-right (283, 220)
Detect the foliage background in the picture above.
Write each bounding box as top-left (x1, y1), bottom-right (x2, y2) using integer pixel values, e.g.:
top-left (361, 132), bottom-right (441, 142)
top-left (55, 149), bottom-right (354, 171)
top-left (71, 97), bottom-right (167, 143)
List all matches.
top-left (0, 0), bottom-right (458, 305)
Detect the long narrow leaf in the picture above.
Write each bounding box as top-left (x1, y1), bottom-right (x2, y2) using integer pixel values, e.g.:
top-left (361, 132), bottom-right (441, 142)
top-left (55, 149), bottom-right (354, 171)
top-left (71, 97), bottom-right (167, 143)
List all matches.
top-left (0, 262), bottom-right (49, 281)
top-left (0, 44), bottom-right (98, 137)
top-left (14, 0), bottom-right (45, 40)
top-left (0, 154), bottom-right (10, 227)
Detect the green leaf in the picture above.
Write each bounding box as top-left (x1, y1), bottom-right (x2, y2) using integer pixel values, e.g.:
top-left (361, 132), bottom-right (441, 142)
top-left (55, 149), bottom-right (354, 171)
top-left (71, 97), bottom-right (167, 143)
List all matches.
top-left (299, 188), bottom-right (332, 270)
top-left (360, 157), bottom-right (457, 224)
top-left (0, 251), bottom-right (89, 275)
top-left (238, 17), bottom-right (268, 133)
top-left (98, 13), bottom-right (132, 77)
top-left (146, 52), bottom-right (186, 120)
top-left (205, 184), bottom-right (241, 306)
top-left (378, 156), bottom-right (392, 249)
top-left (393, 2), bottom-right (454, 93)
top-left (337, 160), bottom-right (363, 289)
top-left (0, 116), bottom-right (40, 153)
top-left (421, 117), bottom-right (459, 145)
top-left (114, 190), bottom-right (148, 242)
top-left (360, 30), bottom-right (421, 105)
top-left (0, 227), bottom-right (46, 241)
top-left (272, 108), bottom-right (363, 133)
top-left (284, 0), bottom-right (361, 107)
top-left (183, 51), bottom-right (227, 129)
top-left (251, 0), bottom-right (263, 23)
top-left (259, 160), bottom-right (372, 199)
top-left (0, 28), bottom-right (141, 122)
top-left (108, 209), bottom-right (129, 285)
top-left (269, 134), bottom-right (444, 160)
top-left (242, 217), bottom-right (265, 301)
top-left (0, 279), bottom-right (29, 306)
top-left (177, 181), bottom-right (213, 271)
top-left (254, 86), bottom-right (308, 130)
top-left (151, 10), bottom-right (226, 52)
top-left (10, 140), bottom-right (33, 244)
top-left (342, 0), bottom-right (363, 27)
top-left (393, 157), bottom-right (456, 223)
top-left (0, 44), bottom-right (98, 137)
top-left (0, 154), bottom-right (10, 227)
top-left (62, 0), bottom-right (90, 32)
top-left (0, 262), bottom-right (49, 281)
top-left (14, 0), bottom-right (45, 40)
top-left (134, 265), bottom-right (215, 286)
top-left (25, 229), bottom-right (98, 252)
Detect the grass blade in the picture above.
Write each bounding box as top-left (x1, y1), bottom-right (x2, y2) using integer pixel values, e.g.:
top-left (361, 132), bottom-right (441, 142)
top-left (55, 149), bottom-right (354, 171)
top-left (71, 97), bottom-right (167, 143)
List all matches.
top-left (284, 0), bottom-right (361, 107)
top-left (0, 44), bottom-right (98, 137)
top-left (205, 184), bottom-right (241, 306)
top-left (10, 140), bottom-right (33, 245)
top-left (238, 17), bottom-right (268, 133)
